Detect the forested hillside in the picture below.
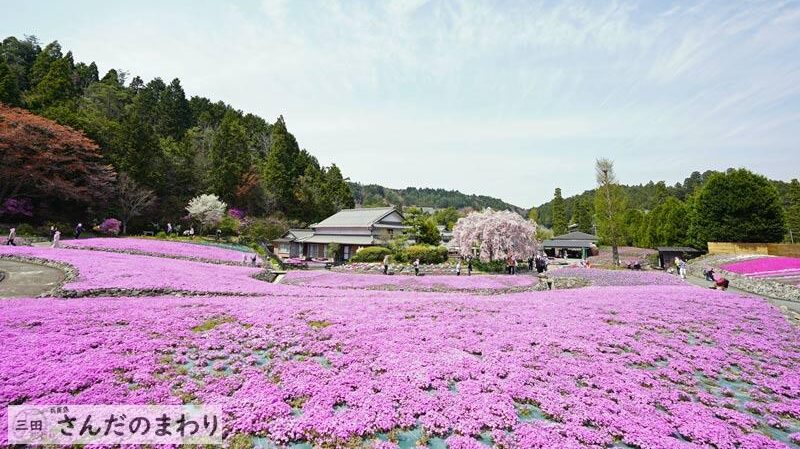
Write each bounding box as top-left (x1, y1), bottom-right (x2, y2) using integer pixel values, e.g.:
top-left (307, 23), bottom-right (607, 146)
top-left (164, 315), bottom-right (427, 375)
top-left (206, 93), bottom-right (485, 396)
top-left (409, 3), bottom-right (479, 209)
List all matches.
top-left (350, 183), bottom-right (523, 213)
top-left (534, 169), bottom-right (800, 248)
top-left (0, 35), bottom-right (353, 231)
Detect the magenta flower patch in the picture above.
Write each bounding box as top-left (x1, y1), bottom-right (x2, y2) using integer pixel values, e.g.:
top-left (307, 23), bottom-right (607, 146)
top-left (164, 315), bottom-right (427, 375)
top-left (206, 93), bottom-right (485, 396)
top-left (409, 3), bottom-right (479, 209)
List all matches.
top-left (722, 257), bottom-right (800, 286)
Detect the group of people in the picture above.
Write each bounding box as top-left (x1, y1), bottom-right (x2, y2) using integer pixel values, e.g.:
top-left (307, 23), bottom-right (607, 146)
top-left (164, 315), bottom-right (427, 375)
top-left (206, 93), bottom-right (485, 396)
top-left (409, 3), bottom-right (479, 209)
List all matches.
top-left (164, 222), bottom-right (195, 237)
top-left (5, 224), bottom-right (73, 247)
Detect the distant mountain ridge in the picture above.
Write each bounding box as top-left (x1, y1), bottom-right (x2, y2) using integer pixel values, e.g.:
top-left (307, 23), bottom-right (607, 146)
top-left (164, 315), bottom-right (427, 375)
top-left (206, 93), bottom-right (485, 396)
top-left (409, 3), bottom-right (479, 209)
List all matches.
top-left (349, 183), bottom-right (524, 214)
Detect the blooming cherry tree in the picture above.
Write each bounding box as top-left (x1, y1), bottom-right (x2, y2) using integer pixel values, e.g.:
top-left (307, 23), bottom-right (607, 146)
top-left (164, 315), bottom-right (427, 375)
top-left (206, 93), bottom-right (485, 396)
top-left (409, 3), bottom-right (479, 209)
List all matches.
top-left (452, 209), bottom-right (538, 261)
top-left (186, 194), bottom-right (227, 231)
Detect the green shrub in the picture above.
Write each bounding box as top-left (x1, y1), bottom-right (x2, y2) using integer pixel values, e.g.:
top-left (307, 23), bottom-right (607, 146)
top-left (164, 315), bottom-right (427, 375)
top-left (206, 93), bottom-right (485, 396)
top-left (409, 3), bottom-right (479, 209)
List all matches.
top-left (15, 223), bottom-right (36, 236)
top-left (351, 246), bottom-right (392, 263)
top-left (240, 217), bottom-right (288, 246)
top-left (156, 231), bottom-right (168, 238)
top-left (218, 215), bottom-right (240, 237)
top-left (473, 259), bottom-right (506, 273)
top-left (403, 245), bottom-right (449, 264)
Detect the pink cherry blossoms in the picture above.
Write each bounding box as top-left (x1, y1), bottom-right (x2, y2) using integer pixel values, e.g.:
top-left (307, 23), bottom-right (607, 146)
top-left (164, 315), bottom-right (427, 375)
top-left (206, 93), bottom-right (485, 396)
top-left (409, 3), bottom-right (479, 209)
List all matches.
top-left (451, 209), bottom-right (538, 261)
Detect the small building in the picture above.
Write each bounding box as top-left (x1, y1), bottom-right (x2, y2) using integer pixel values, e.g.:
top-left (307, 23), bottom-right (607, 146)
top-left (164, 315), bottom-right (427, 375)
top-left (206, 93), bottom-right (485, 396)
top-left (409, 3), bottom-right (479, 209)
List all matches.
top-left (543, 231), bottom-right (599, 259)
top-left (273, 207), bottom-right (406, 263)
top-left (437, 225), bottom-right (453, 244)
top-left (656, 247), bottom-right (703, 269)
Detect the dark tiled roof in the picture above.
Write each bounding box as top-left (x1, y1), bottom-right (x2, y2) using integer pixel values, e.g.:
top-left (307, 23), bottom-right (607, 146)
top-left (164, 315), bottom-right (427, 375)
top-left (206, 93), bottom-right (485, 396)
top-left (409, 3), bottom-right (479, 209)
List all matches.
top-left (543, 239), bottom-right (595, 248)
top-left (552, 231), bottom-right (598, 241)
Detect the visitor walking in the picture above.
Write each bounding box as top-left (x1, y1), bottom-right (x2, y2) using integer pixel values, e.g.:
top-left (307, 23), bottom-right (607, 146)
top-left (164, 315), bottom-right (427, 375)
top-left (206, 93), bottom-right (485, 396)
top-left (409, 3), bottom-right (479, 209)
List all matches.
top-left (251, 253), bottom-right (258, 267)
top-left (506, 255), bottom-right (513, 275)
top-left (413, 258), bottom-right (420, 276)
top-left (678, 258), bottom-right (687, 279)
top-left (49, 225), bottom-right (55, 242)
top-left (51, 229), bottom-right (61, 248)
top-left (673, 256), bottom-right (681, 275)
top-left (166, 222), bottom-right (173, 235)
top-left (455, 258), bottom-right (462, 276)
top-left (528, 256), bottom-right (534, 272)
top-left (6, 227), bottom-right (16, 246)
top-left (383, 254), bottom-right (390, 275)
top-left (467, 257), bottom-right (473, 276)
top-left (215, 229), bottom-right (222, 241)
top-left (74, 223), bottom-right (84, 239)
top-left (512, 258), bottom-right (518, 275)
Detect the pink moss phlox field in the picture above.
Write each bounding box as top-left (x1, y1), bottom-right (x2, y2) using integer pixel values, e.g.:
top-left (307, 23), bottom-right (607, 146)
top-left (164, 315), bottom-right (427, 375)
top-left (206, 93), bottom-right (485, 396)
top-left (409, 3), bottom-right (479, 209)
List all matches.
top-left (722, 257), bottom-right (800, 286)
top-left (62, 237), bottom-right (256, 264)
top-left (2, 286), bottom-right (799, 448)
top-left (548, 267), bottom-right (687, 286)
top-left (282, 270), bottom-right (537, 291)
top-left (0, 246), bottom-right (275, 295)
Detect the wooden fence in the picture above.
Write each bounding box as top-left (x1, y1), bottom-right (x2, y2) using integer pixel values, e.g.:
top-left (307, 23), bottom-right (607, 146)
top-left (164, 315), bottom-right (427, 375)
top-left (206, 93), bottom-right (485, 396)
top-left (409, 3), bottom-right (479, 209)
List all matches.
top-left (708, 242), bottom-right (800, 258)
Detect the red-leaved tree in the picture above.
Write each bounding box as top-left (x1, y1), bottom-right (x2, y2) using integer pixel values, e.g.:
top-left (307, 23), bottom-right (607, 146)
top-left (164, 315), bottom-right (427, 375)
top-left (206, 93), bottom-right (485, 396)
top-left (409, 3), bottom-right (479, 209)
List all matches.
top-left (0, 103), bottom-right (116, 211)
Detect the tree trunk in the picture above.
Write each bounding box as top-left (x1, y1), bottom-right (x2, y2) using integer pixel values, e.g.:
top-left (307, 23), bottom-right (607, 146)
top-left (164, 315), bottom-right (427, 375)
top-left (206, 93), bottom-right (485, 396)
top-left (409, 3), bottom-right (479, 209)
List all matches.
top-left (122, 220), bottom-right (127, 236)
top-left (612, 244), bottom-right (620, 266)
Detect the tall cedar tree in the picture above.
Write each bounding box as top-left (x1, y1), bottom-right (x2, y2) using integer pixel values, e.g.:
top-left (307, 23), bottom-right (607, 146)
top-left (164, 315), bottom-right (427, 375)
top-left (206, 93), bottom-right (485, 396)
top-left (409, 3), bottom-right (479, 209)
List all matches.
top-left (595, 159), bottom-right (627, 265)
top-left (551, 188), bottom-right (568, 236)
top-left (0, 103), bottom-right (115, 206)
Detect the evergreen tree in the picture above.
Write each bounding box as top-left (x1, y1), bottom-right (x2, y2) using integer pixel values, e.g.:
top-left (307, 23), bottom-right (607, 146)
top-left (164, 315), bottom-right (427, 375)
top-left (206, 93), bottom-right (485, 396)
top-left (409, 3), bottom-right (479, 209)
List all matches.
top-left (261, 116), bottom-right (303, 214)
top-left (28, 41), bottom-right (61, 88)
top-left (155, 78), bottom-right (191, 139)
top-left (692, 169), bottom-right (785, 244)
top-left (209, 111), bottom-right (250, 204)
top-left (571, 197), bottom-right (593, 234)
top-left (25, 55), bottom-right (76, 111)
top-left (551, 188), bottom-right (568, 235)
top-left (0, 60), bottom-right (21, 105)
top-left (784, 179), bottom-right (800, 243)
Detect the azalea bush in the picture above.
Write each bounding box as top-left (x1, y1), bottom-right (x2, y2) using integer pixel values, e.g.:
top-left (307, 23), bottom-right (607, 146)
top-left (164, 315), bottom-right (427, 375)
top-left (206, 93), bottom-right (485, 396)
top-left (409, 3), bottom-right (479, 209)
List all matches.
top-left (98, 218), bottom-right (122, 236)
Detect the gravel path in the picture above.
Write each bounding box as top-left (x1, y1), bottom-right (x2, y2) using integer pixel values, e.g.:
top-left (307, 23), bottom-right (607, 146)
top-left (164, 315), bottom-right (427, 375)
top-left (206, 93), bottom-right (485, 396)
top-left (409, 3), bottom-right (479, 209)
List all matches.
top-left (0, 259), bottom-right (66, 297)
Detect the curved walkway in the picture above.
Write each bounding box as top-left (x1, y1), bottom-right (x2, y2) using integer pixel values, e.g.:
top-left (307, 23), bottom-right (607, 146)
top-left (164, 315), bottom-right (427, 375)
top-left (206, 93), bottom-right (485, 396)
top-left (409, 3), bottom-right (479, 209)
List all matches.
top-left (0, 259), bottom-right (66, 297)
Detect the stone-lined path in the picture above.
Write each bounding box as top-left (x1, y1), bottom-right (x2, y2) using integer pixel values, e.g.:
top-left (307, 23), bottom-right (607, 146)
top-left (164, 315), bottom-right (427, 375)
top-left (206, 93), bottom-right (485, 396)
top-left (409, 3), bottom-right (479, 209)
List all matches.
top-left (0, 259), bottom-right (65, 297)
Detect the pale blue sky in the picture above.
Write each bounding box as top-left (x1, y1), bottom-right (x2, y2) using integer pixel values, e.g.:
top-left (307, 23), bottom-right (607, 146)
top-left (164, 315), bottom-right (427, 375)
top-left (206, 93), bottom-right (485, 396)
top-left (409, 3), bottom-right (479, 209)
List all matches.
top-left (3, 0), bottom-right (800, 206)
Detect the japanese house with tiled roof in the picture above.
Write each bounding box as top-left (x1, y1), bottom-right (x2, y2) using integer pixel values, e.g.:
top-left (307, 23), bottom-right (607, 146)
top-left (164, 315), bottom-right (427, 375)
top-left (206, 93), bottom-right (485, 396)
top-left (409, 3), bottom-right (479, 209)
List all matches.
top-left (272, 207), bottom-right (406, 262)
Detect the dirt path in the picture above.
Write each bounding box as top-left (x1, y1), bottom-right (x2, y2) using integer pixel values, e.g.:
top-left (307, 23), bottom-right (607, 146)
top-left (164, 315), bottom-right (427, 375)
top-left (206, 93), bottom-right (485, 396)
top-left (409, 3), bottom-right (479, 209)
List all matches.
top-left (0, 259), bottom-right (66, 297)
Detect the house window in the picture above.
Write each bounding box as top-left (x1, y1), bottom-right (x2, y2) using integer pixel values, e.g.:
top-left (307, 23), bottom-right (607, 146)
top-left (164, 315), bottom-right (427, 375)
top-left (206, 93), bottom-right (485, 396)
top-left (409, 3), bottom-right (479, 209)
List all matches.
top-left (308, 244), bottom-right (327, 258)
top-left (343, 245), bottom-right (351, 260)
top-left (279, 243), bottom-right (290, 253)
